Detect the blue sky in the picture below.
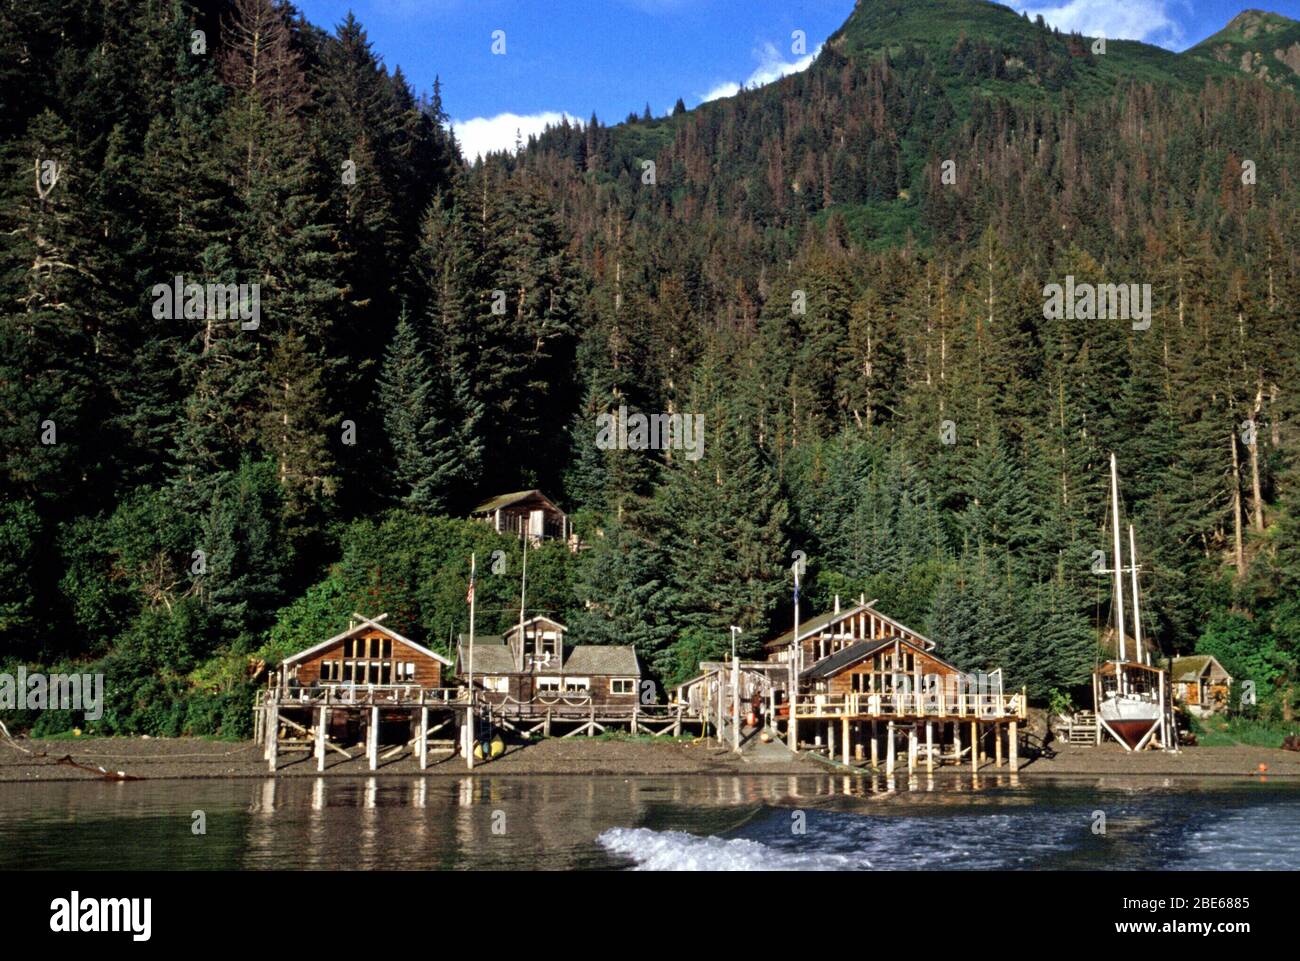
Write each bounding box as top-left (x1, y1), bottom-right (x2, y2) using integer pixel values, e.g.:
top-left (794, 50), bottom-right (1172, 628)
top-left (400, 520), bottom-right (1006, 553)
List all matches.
top-left (294, 0), bottom-right (1300, 159)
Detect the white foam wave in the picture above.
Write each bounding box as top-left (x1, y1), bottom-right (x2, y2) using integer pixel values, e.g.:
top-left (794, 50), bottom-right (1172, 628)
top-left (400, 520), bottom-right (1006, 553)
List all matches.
top-left (597, 827), bottom-right (861, 871)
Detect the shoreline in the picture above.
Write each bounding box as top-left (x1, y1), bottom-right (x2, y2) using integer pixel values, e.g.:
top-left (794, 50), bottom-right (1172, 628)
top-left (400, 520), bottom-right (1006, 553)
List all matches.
top-left (3, 736), bottom-right (1299, 784)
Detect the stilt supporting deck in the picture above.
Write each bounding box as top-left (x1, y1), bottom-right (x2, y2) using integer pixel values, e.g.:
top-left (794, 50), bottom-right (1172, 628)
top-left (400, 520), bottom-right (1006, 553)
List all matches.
top-left (316, 705), bottom-right (327, 772)
top-left (925, 721), bottom-right (934, 774)
top-left (886, 721), bottom-right (896, 776)
top-left (870, 720), bottom-right (879, 768)
top-left (1009, 720), bottom-right (1019, 773)
top-left (969, 721), bottom-right (978, 773)
top-left (842, 717), bottom-right (850, 765)
top-left (266, 704), bottom-right (279, 772)
top-left (907, 726), bottom-right (917, 775)
top-left (954, 720), bottom-right (962, 765)
top-left (418, 706), bottom-right (429, 770)
top-left (368, 706), bottom-right (380, 770)
top-left (995, 722), bottom-right (1004, 767)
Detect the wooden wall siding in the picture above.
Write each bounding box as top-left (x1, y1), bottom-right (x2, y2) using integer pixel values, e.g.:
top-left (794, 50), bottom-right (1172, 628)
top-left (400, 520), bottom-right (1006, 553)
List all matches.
top-left (477, 674), bottom-right (640, 706)
top-left (292, 629), bottom-right (443, 688)
top-left (784, 610), bottom-right (932, 666)
top-left (823, 646), bottom-right (960, 697)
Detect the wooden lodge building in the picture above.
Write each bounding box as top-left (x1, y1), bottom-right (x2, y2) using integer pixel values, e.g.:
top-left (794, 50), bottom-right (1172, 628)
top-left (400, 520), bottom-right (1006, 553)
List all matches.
top-left (470, 490), bottom-right (572, 547)
top-left (670, 597), bottom-right (1027, 773)
top-left (257, 613), bottom-right (469, 773)
top-left (454, 616), bottom-right (668, 735)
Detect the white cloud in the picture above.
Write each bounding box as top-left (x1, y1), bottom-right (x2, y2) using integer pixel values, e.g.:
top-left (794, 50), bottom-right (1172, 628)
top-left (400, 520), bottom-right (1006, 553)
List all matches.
top-left (701, 41), bottom-right (823, 103)
top-left (1008, 0), bottom-right (1183, 49)
top-left (447, 111), bottom-right (582, 162)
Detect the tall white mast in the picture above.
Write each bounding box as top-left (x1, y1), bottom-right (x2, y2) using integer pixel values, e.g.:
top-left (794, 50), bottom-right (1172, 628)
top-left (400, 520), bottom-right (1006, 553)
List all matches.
top-left (1128, 524), bottom-right (1145, 666)
top-left (1109, 454), bottom-right (1128, 665)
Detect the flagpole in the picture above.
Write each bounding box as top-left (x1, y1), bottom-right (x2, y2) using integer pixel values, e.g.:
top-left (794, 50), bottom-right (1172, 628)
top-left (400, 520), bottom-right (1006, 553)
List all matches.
top-left (788, 559), bottom-right (800, 751)
top-left (467, 552), bottom-right (476, 770)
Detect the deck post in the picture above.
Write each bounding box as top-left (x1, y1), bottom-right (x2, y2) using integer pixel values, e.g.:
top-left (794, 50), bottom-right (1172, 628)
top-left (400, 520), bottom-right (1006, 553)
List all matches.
top-left (418, 706), bottom-right (429, 770)
top-left (953, 720), bottom-right (961, 763)
top-left (266, 703), bottom-right (279, 772)
top-left (925, 721), bottom-right (934, 773)
top-left (1009, 720), bottom-right (1019, 773)
top-left (632, 700), bottom-right (639, 736)
top-left (673, 705), bottom-right (682, 737)
top-left (588, 702), bottom-right (595, 737)
top-left (907, 725), bottom-right (917, 774)
top-left (969, 721), bottom-right (978, 773)
top-left (853, 721), bottom-right (863, 762)
top-left (995, 722), bottom-right (1004, 767)
top-left (870, 720), bottom-right (879, 768)
top-left (544, 707), bottom-right (551, 737)
top-left (886, 721), bottom-right (896, 776)
top-left (316, 705), bottom-right (327, 772)
top-left (368, 705), bottom-right (380, 770)
top-left (732, 656), bottom-right (741, 753)
top-left (827, 716), bottom-right (836, 759)
top-left (841, 717), bottom-right (850, 764)
top-left (716, 677), bottom-right (724, 744)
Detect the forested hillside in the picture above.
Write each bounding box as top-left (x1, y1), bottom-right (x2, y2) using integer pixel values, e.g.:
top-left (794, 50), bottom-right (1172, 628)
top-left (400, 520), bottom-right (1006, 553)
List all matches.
top-left (2, 0), bottom-right (1298, 736)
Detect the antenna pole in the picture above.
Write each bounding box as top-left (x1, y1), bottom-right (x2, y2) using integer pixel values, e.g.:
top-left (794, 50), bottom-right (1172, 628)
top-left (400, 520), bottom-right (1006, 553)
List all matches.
top-left (1110, 454), bottom-right (1128, 673)
top-left (1128, 524), bottom-right (1145, 666)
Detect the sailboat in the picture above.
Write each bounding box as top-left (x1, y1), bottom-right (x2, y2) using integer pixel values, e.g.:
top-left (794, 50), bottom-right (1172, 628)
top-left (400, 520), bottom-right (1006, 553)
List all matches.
top-left (1093, 455), bottom-right (1174, 751)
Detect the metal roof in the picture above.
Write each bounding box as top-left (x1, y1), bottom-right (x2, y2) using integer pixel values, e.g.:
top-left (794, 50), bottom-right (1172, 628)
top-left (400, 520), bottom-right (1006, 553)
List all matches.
top-left (470, 490), bottom-right (564, 515)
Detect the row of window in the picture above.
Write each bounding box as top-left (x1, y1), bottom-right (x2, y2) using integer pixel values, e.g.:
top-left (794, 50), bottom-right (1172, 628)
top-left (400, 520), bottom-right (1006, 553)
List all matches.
top-left (479, 676), bottom-right (637, 695)
top-left (319, 660), bottom-right (418, 685)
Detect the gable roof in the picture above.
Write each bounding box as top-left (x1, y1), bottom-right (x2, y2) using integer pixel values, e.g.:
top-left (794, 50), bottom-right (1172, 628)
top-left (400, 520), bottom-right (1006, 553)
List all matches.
top-left (800, 637), bottom-right (958, 681)
top-left (764, 601), bottom-right (937, 652)
top-left (457, 641), bottom-right (518, 675)
top-left (283, 613), bottom-right (453, 668)
top-left (471, 490), bottom-right (565, 515)
top-left (1167, 654), bottom-right (1233, 682)
top-left (561, 645), bottom-right (641, 676)
top-left (504, 614), bottom-right (568, 638)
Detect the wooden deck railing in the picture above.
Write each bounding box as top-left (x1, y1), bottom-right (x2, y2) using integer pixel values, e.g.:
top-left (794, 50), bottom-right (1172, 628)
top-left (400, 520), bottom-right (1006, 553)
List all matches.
top-left (262, 685), bottom-right (468, 707)
top-left (793, 689), bottom-right (1026, 720)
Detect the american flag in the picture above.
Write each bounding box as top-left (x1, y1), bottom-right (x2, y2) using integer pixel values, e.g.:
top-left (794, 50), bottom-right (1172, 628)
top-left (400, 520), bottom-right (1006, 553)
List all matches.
top-left (466, 557), bottom-right (476, 605)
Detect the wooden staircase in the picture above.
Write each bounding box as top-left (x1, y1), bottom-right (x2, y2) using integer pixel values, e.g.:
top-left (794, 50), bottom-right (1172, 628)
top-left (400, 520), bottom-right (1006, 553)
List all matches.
top-left (1066, 711), bottom-right (1099, 744)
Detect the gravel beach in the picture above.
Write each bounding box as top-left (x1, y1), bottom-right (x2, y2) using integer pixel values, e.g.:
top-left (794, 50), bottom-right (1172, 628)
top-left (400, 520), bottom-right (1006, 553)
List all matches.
top-left (4, 735), bottom-right (1299, 783)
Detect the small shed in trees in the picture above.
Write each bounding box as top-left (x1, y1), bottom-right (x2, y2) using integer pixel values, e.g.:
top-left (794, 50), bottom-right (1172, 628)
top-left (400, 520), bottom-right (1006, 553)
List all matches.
top-left (1166, 655), bottom-right (1233, 715)
top-left (470, 490), bottom-right (570, 546)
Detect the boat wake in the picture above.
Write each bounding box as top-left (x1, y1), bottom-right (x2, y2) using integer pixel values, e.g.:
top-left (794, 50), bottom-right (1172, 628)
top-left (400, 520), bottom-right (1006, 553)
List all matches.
top-left (597, 827), bottom-right (859, 871)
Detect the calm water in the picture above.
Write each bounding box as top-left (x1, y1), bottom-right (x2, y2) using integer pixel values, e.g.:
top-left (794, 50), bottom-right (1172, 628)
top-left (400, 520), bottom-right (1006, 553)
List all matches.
top-left (2, 774), bottom-right (1298, 870)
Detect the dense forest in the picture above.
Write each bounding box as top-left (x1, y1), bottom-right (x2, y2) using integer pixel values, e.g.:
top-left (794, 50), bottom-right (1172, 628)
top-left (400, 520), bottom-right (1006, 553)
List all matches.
top-left (2, 0), bottom-right (1298, 737)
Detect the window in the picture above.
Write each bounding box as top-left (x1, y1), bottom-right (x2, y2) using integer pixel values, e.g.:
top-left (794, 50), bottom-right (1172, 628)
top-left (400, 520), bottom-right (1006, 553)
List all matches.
top-left (537, 676), bottom-right (561, 692)
top-left (403, 662), bottom-right (416, 680)
top-left (564, 677), bottom-right (590, 692)
top-left (482, 676), bottom-right (508, 693)
top-left (610, 678), bottom-right (635, 695)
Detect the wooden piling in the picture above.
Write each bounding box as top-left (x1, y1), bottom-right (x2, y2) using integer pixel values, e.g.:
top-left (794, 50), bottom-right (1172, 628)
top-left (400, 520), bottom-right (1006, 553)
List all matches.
top-left (1009, 719), bottom-right (1019, 773)
top-left (316, 705), bottom-right (327, 772)
top-left (368, 705), bottom-right (380, 771)
top-left (886, 721), bottom-right (896, 776)
top-left (925, 721), bottom-right (934, 774)
top-left (995, 722), bottom-right (1004, 767)
top-left (418, 706), bottom-right (429, 770)
top-left (969, 721), bottom-right (978, 773)
top-left (266, 703), bottom-right (279, 772)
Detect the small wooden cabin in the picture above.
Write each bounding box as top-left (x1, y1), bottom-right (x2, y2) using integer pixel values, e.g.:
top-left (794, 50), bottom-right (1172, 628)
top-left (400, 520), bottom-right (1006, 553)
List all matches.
top-left (1166, 655), bottom-right (1233, 715)
top-left (279, 613), bottom-right (453, 690)
top-left (455, 615), bottom-right (642, 712)
top-left (470, 490), bottom-right (569, 545)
